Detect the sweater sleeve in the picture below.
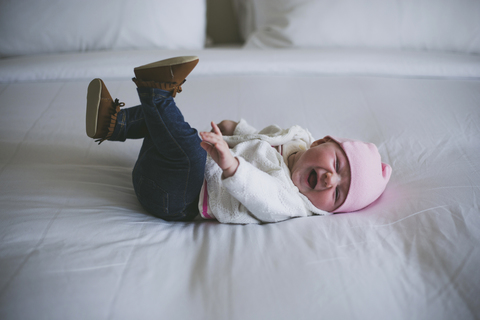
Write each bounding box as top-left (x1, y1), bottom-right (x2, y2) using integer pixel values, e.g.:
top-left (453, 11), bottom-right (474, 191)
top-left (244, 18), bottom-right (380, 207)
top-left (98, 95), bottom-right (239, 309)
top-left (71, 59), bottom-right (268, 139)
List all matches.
top-left (221, 157), bottom-right (312, 223)
top-left (233, 119), bottom-right (258, 135)
top-left (233, 119), bottom-right (286, 137)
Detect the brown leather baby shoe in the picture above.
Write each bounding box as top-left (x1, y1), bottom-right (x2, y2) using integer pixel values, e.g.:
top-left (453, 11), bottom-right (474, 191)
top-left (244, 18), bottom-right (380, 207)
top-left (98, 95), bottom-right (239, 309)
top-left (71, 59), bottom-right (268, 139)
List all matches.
top-left (132, 56), bottom-right (199, 97)
top-left (85, 78), bottom-right (125, 144)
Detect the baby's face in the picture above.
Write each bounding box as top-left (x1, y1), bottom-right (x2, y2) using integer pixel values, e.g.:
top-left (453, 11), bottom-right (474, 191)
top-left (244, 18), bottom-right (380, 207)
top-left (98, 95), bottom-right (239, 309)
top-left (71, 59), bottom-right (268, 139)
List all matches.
top-left (288, 140), bottom-right (351, 212)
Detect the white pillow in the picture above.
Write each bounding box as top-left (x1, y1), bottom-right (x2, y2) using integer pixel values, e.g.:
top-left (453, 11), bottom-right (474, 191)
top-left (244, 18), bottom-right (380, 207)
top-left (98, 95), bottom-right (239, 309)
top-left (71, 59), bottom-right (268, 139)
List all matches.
top-left (0, 0), bottom-right (206, 57)
top-left (235, 0), bottom-right (480, 53)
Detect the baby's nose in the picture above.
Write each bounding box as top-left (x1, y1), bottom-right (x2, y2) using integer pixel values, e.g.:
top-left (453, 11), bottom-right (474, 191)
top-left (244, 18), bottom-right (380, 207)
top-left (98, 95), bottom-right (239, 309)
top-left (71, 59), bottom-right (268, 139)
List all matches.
top-left (323, 172), bottom-right (338, 188)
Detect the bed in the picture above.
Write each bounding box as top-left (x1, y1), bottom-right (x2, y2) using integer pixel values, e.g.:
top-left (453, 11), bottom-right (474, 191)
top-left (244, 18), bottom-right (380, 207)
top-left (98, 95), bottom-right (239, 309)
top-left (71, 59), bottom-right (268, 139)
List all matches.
top-left (1, 0), bottom-right (479, 319)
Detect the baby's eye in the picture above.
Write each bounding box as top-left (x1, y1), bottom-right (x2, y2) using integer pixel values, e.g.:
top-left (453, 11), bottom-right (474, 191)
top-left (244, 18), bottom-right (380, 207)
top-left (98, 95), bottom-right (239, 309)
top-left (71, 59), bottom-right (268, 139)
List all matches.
top-left (335, 156), bottom-right (339, 172)
top-left (335, 187), bottom-right (339, 202)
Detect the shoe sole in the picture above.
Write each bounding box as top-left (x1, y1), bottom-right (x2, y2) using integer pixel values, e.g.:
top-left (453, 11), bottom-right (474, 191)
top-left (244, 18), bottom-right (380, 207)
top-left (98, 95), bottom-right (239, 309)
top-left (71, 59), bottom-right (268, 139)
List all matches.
top-left (134, 56), bottom-right (199, 72)
top-left (85, 78), bottom-right (102, 138)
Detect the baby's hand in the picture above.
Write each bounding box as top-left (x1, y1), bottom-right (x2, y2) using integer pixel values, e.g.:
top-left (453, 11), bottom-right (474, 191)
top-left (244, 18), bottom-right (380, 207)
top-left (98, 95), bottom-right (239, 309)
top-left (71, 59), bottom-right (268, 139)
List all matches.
top-left (200, 122), bottom-right (239, 178)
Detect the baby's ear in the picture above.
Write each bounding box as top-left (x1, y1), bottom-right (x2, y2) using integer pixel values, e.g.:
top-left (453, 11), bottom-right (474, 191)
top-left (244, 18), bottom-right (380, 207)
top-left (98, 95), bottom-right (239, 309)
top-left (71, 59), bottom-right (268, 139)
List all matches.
top-left (382, 162), bottom-right (392, 180)
top-left (311, 136), bottom-right (334, 147)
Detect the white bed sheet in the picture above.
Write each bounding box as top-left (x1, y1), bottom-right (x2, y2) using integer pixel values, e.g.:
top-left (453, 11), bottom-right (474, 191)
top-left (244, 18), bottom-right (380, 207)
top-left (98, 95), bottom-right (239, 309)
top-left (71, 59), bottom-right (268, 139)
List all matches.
top-left (0, 49), bottom-right (479, 320)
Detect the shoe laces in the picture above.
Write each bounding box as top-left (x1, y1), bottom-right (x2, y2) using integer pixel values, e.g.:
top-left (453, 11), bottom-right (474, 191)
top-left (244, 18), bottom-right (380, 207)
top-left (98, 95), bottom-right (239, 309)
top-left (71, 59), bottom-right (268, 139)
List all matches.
top-left (95, 99), bottom-right (125, 145)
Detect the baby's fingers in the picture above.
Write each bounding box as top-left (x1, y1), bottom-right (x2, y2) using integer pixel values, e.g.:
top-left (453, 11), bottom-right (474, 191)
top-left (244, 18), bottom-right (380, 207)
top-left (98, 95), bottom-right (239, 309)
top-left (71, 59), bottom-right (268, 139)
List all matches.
top-left (200, 141), bottom-right (214, 153)
top-left (203, 130), bottom-right (226, 144)
top-left (210, 121), bottom-right (223, 136)
top-left (200, 131), bottom-right (220, 144)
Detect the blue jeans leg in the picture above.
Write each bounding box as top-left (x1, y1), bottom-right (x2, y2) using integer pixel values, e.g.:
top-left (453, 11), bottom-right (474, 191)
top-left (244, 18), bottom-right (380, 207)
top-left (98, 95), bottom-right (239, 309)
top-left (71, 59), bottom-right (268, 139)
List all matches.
top-left (132, 87), bottom-right (206, 221)
top-left (109, 105), bottom-right (148, 141)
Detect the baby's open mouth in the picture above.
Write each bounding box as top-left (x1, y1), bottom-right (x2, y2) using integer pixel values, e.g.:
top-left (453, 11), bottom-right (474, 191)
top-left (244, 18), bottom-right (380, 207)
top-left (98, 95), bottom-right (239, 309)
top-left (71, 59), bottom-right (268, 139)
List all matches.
top-left (308, 169), bottom-right (317, 189)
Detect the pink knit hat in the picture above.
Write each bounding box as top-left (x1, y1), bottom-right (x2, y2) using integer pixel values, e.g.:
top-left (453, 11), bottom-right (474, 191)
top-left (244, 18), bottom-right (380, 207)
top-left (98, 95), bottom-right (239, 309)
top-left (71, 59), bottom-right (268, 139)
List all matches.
top-left (326, 136), bottom-right (392, 213)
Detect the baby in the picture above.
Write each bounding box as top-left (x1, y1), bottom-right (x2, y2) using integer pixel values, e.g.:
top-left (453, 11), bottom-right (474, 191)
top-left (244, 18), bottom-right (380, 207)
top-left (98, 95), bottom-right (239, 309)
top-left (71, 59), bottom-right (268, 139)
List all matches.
top-left (86, 56), bottom-right (391, 224)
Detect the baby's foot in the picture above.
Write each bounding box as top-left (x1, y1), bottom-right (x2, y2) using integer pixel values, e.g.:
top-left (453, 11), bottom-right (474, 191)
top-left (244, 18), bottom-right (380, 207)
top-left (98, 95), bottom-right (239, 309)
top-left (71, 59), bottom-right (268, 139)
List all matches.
top-left (132, 56), bottom-right (199, 97)
top-left (85, 78), bottom-right (125, 144)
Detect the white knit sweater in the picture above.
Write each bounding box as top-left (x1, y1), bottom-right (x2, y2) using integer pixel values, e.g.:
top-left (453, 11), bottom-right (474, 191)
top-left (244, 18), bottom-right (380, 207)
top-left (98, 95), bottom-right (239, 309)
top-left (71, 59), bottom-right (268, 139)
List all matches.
top-left (198, 119), bottom-right (330, 224)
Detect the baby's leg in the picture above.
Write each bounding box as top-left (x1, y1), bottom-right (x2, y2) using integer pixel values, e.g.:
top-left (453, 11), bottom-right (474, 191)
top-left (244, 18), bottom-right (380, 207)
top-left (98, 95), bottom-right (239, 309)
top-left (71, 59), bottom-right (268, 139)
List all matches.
top-left (132, 88), bottom-right (206, 221)
top-left (86, 78), bottom-right (148, 143)
top-left (109, 105), bottom-right (148, 141)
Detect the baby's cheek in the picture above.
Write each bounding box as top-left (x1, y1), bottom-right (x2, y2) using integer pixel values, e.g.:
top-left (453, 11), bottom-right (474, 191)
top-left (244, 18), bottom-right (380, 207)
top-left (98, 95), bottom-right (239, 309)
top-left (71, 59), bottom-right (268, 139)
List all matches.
top-left (308, 192), bottom-right (331, 211)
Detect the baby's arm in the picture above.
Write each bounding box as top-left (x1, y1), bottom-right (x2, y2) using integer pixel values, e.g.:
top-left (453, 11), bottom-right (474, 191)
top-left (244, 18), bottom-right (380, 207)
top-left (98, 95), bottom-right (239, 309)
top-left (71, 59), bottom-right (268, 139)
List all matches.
top-left (200, 122), bottom-right (239, 179)
top-left (221, 156), bottom-right (316, 223)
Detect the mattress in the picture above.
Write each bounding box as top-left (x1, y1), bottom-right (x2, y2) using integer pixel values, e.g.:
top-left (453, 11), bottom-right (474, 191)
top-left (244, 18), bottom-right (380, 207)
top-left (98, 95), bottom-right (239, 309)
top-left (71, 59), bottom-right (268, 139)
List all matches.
top-left (1, 48), bottom-right (479, 320)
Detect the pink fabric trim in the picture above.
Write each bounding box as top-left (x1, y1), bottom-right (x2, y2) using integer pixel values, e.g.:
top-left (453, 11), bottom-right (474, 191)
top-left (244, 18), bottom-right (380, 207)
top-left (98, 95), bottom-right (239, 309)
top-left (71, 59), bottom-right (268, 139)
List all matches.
top-left (201, 180), bottom-right (213, 219)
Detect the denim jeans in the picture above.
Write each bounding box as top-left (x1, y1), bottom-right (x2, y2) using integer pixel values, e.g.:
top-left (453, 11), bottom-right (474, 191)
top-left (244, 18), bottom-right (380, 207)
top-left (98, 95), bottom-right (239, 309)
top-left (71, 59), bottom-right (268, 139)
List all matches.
top-left (110, 87), bottom-right (206, 221)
